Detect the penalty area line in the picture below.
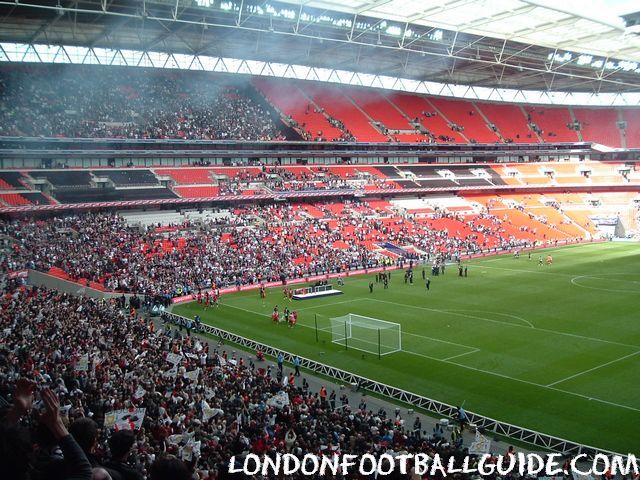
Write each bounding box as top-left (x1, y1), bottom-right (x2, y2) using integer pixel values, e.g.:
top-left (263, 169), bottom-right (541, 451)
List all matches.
top-left (367, 299), bottom-right (637, 349)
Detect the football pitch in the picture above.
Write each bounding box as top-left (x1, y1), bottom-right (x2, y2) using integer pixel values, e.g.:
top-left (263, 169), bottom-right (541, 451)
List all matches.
top-left (173, 242), bottom-right (640, 454)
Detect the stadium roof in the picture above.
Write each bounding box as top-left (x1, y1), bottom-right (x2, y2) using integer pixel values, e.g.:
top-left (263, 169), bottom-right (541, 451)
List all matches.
top-left (282, 0), bottom-right (640, 63)
top-left (0, 0), bottom-right (639, 98)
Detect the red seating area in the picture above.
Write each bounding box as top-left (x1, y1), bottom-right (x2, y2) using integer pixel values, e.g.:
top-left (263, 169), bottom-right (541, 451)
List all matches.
top-left (0, 178), bottom-right (15, 190)
top-left (174, 186), bottom-right (220, 198)
top-left (421, 217), bottom-right (474, 238)
top-left (280, 166), bottom-right (313, 178)
top-left (464, 193), bottom-right (580, 242)
top-left (47, 267), bottom-right (107, 291)
top-left (573, 108), bottom-right (621, 147)
top-left (392, 134), bottom-right (428, 143)
top-left (347, 90), bottom-right (412, 130)
top-left (388, 93), bottom-right (467, 143)
top-left (296, 204), bottom-right (326, 219)
top-left (253, 78), bottom-right (343, 141)
top-left (314, 166), bottom-right (386, 179)
top-left (524, 106), bottom-right (578, 142)
top-left (157, 168), bottom-right (213, 184)
top-left (299, 84), bottom-right (389, 142)
top-left (476, 103), bottom-right (533, 143)
top-left (0, 193), bottom-right (31, 206)
top-left (429, 97), bottom-right (500, 143)
top-left (247, 79), bottom-right (640, 147)
top-left (210, 167), bottom-right (262, 178)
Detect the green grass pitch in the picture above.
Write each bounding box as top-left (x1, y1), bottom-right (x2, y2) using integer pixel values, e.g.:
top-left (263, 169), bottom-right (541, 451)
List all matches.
top-left (173, 242), bottom-right (640, 454)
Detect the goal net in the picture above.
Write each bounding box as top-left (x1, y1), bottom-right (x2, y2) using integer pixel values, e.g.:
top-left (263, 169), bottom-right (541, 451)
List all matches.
top-left (329, 314), bottom-right (401, 356)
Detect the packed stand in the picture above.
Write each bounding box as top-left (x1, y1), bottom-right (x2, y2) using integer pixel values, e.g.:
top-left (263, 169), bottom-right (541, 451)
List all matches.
top-left (0, 202), bottom-right (532, 297)
top-left (0, 66), bottom-right (284, 141)
top-left (1, 281), bottom-right (523, 479)
top-left (0, 210), bottom-right (380, 297)
top-left (214, 166), bottom-right (392, 195)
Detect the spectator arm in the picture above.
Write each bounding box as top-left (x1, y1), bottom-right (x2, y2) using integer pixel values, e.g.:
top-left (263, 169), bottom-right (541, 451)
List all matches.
top-left (58, 434), bottom-right (93, 480)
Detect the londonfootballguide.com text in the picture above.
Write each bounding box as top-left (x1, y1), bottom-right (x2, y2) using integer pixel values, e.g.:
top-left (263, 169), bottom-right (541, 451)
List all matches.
top-left (228, 452), bottom-right (639, 477)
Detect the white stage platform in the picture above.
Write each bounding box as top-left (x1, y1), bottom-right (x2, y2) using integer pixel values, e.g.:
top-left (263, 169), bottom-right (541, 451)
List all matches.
top-left (292, 289), bottom-right (344, 300)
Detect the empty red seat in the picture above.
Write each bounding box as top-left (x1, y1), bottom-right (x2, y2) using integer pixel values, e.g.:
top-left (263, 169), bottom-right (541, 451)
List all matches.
top-left (174, 186), bottom-right (220, 198)
top-left (157, 169), bottom-right (213, 184)
top-left (0, 193), bottom-right (31, 206)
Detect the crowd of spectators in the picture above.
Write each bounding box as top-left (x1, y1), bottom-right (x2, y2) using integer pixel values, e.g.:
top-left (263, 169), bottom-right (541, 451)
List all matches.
top-left (0, 202), bottom-right (531, 297)
top-left (216, 168), bottom-right (355, 195)
top-left (0, 282), bottom-right (511, 480)
top-left (209, 166), bottom-right (413, 195)
top-left (0, 66), bottom-right (285, 141)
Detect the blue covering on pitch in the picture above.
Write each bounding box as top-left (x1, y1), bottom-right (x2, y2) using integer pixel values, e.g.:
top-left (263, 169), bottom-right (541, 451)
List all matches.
top-left (378, 242), bottom-right (409, 257)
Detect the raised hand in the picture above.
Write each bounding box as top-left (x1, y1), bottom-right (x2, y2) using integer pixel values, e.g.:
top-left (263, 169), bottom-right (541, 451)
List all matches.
top-left (38, 388), bottom-right (69, 440)
top-left (13, 378), bottom-right (36, 416)
top-left (5, 378), bottom-right (37, 424)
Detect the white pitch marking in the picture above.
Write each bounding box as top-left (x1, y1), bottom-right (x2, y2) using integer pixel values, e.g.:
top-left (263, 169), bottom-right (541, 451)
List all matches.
top-left (221, 299), bottom-right (478, 352)
top-left (185, 302), bottom-right (640, 413)
top-left (546, 351), bottom-right (640, 387)
top-left (367, 299), bottom-right (638, 349)
top-left (442, 348), bottom-right (481, 361)
top-left (570, 274), bottom-right (640, 294)
top-left (440, 309), bottom-right (534, 328)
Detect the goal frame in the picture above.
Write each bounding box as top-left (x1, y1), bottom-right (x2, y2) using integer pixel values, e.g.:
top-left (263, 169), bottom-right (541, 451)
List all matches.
top-left (327, 313), bottom-right (402, 358)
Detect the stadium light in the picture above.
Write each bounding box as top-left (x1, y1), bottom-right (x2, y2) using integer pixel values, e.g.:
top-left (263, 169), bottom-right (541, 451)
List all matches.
top-left (618, 61), bottom-right (637, 71)
top-left (386, 26), bottom-right (402, 36)
top-left (577, 54), bottom-right (593, 65)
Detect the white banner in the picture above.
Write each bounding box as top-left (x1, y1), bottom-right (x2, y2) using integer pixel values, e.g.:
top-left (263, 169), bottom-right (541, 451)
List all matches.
top-left (75, 354), bottom-right (89, 372)
top-left (133, 386), bottom-right (146, 399)
top-left (163, 365), bottom-right (178, 378)
top-left (266, 391), bottom-right (290, 409)
top-left (166, 352), bottom-right (183, 364)
top-left (104, 408), bottom-right (146, 431)
top-left (167, 434), bottom-right (184, 446)
top-left (468, 430), bottom-right (491, 455)
top-left (184, 369), bottom-right (199, 382)
top-left (182, 440), bottom-right (201, 462)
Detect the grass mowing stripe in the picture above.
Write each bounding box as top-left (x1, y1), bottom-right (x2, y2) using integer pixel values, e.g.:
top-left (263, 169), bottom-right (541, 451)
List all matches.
top-left (224, 297), bottom-right (479, 352)
top-left (368, 298), bottom-right (638, 348)
top-left (212, 299), bottom-right (640, 414)
top-left (546, 351), bottom-right (640, 387)
top-left (220, 300), bottom-right (476, 358)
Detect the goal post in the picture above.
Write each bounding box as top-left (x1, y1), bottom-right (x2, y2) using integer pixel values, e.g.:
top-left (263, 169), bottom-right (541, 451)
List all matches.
top-left (328, 314), bottom-right (401, 357)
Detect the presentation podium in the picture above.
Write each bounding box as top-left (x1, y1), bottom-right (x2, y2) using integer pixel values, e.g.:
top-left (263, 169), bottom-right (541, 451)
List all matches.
top-left (292, 284), bottom-right (343, 300)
